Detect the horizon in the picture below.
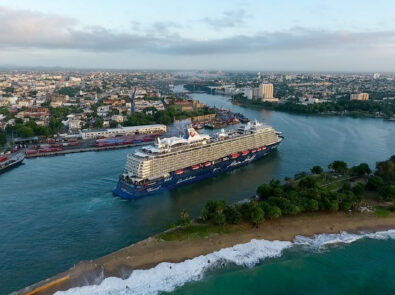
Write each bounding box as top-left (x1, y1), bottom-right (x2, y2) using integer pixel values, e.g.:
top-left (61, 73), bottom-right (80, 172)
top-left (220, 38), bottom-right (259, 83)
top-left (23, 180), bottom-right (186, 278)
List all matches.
top-left (0, 64), bottom-right (394, 74)
top-left (0, 0), bottom-right (395, 71)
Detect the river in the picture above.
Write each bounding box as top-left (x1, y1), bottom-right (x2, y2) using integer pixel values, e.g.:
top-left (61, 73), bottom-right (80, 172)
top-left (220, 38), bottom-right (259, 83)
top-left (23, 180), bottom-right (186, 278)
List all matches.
top-left (0, 87), bottom-right (394, 294)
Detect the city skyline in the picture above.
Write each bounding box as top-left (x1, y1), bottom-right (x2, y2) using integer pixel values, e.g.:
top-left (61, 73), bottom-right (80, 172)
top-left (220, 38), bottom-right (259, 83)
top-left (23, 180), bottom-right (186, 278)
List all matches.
top-left (0, 0), bottom-right (395, 71)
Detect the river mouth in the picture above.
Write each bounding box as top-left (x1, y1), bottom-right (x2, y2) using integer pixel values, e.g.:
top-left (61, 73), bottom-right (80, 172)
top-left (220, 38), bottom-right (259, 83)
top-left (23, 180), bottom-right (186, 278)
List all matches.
top-left (2, 87), bottom-right (395, 294)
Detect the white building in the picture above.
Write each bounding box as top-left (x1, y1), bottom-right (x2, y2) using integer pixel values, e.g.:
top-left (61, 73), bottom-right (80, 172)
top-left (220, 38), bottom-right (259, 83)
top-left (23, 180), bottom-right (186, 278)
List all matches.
top-left (240, 88), bottom-right (253, 100)
top-left (80, 124), bottom-right (167, 140)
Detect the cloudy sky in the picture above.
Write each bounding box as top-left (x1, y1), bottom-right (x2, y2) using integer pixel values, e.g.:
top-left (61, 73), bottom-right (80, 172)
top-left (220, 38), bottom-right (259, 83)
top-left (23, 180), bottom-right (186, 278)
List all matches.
top-left (0, 0), bottom-right (394, 71)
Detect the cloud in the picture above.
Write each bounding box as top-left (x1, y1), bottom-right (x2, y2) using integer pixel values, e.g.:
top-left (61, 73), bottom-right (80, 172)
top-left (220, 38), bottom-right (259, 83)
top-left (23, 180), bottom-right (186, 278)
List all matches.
top-left (0, 6), bottom-right (394, 56)
top-left (157, 28), bottom-right (395, 55)
top-left (201, 9), bottom-right (248, 30)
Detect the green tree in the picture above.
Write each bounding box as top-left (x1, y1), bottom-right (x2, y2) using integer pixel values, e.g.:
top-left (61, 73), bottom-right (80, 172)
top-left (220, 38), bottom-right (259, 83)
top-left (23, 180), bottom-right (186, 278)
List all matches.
top-left (256, 183), bottom-right (273, 199)
top-left (109, 120), bottom-right (118, 128)
top-left (201, 200), bottom-right (226, 222)
top-left (178, 209), bottom-right (191, 226)
top-left (0, 131), bottom-right (6, 146)
top-left (93, 118), bottom-right (104, 128)
top-left (352, 183), bottom-right (365, 196)
top-left (298, 176), bottom-right (318, 189)
top-left (328, 200), bottom-right (339, 212)
top-left (303, 199), bottom-right (319, 212)
top-left (329, 161), bottom-right (348, 174)
top-left (18, 126), bottom-right (34, 138)
top-left (311, 165), bottom-right (323, 174)
top-left (250, 203), bottom-right (265, 227)
top-left (224, 206), bottom-right (242, 224)
top-left (261, 202), bottom-right (282, 219)
top-left (366, 176), bottom-right (384, 191)
top-left (378, 185), bottom-right (395, 201)
top-left (349, 163), bottom-right (371, 176)
top-left (375, 159), bottom-right (395, 182)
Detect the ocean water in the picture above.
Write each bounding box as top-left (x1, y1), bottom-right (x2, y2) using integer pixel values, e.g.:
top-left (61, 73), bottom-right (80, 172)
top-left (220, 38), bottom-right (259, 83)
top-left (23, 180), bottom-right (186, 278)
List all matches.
top-left (56, 230), bottom-right (395, 295)
top-left (1, 89), bottom-right (394, 294)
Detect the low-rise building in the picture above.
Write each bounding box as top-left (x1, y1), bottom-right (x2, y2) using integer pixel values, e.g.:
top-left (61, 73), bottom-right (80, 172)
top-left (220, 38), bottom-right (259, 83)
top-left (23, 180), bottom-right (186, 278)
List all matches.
top-left (80, 124), bottom-right (167, 139)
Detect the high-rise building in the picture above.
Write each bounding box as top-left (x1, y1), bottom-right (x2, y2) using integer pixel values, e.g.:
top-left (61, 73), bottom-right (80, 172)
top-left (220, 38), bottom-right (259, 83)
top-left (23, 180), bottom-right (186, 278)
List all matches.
top-left (259, 83), bottom-right (279, 102)
top-left (350, 93), bottom-right (369, 101)
top-left (260, 83), bottom-right (273, 99)
top-left (257, 72), bottom-right (261, 82)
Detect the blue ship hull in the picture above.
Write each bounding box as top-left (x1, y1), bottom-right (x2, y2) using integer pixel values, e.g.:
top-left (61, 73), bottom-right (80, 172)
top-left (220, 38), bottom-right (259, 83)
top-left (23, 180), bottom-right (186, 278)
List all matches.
top-left (113, 141), bottom-right (281, 199)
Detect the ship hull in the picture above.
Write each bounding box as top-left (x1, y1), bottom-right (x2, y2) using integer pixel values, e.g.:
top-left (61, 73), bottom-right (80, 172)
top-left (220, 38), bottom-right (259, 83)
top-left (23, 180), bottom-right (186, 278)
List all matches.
top-left (113, 141), bottom-right (281, 199)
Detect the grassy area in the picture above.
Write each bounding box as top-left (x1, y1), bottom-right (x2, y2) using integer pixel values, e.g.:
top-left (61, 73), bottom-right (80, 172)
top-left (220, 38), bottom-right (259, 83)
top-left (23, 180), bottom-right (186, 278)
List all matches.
top-left (158, 223), bottom-right (240, 241)
top-left (374, 206), bottom-right (392, 218)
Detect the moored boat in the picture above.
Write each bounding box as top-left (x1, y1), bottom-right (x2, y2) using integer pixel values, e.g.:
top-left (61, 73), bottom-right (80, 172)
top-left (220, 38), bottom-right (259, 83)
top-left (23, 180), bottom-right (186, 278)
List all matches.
top-left (0, 154), bottom-right (25, 174)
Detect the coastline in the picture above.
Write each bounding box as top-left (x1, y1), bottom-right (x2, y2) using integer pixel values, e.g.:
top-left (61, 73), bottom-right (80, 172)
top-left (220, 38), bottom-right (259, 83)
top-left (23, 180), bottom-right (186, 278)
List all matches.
top-left (16, 212), bottom-right (395, 295)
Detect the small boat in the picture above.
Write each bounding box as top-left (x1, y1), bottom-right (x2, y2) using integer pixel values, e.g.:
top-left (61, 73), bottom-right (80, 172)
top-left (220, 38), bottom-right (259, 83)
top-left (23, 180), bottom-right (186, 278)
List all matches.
top-left (175, 169), bottom-right (184, 175)
top-left (257, 147), bottom-right (262, 151)
top-left (204, 162), bottom-right (211, 167)
top-left (251, 149), bottom-right (257, 153)
top-left (242, 150), bottom-right (250, 156)
top-left (231, 153), bottom-right (240, 159)
top-left (261, 146), bottom-right (267, 150)
top-left (192, 165), bottom-right (200, 170)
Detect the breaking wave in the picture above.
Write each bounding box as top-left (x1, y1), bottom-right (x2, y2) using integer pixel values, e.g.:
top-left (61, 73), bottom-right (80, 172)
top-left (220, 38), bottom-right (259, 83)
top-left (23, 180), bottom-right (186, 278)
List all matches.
top-left (56, 229), bottom-right (395, 295)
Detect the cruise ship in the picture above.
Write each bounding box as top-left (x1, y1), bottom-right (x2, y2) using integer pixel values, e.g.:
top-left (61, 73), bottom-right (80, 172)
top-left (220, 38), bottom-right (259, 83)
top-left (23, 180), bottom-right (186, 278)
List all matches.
top-left (113, 121), bottom-right (283, 199)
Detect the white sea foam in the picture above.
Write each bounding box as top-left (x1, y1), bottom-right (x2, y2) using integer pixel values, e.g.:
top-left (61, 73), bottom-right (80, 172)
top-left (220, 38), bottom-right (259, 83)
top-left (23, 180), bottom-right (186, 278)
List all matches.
top-left (55, 239), bottom-right (292, 295)
top-left (56, 229), bottom-right (395, 295)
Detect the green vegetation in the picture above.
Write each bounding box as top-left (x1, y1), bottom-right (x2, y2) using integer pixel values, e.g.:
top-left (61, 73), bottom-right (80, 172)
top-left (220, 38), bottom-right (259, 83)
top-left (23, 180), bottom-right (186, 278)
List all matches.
top-left (233, 94), bottom-right (395, 118)
top-left (2, 105), bottom-right (83, 141)
top-left (5, 120), bottom-right (51, 139)
top-left (158, 224), bottom-right (238, 241)
top-left (374, 206), bottom-right (391, 218)
top-left (0, 131), bottom-right (6, 146)
top-left (58, 87), bottom-right (80, 97)
top-left (123, 106), bottom-right (215, 127)
top-left (311, 165), bottom-right (323, 174)
top-left (166, 157), bottom-right (394, 239)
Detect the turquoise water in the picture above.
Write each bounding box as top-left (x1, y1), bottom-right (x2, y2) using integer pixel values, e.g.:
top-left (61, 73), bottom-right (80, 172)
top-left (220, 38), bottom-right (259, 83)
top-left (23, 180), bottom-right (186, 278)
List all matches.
top-left (0, 89), bottom-right (394, 294)
top-left (172, 238), bottom-right (395, 295)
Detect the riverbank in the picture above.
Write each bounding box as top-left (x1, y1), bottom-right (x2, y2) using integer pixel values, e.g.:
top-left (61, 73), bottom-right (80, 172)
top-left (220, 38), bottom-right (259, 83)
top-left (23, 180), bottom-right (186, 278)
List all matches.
top-left (16, 212), bottom-right (395, 295)
top-left (231, 97), bottom-right (395, 120)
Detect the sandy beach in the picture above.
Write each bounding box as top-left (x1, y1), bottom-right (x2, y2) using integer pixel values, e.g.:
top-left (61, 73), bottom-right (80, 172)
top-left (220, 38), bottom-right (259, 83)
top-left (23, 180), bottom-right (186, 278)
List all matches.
top-left (16, 212), bottom-right (395, 295)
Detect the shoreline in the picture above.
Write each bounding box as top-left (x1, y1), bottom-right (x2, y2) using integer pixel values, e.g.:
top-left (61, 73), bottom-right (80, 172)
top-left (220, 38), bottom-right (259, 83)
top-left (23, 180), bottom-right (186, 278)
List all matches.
top-left (16, 212), bottom-right (395, 295)
top-left (230, 98), bottom-right (391, 120)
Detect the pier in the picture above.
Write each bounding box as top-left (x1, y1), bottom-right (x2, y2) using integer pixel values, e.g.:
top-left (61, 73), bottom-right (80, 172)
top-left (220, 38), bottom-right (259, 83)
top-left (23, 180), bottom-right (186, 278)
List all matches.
top-left (24, 142), bottom-right (146, 158)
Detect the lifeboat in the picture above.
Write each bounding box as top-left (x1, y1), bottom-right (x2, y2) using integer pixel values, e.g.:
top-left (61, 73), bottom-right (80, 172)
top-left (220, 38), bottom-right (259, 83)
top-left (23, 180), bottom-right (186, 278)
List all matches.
top-left (231, 153), bottom-right (240, 159)
top-left (261, 146), bottom-right (267, 150)
top-left (204, 162), bottom-right (211, 167)
top-left (192, 165), bottom-right (200, 170)
top-left (175, 170), bottom-right (183, 175)
top-left (251, 149), bottom-right (257, 153)
top-left (257, 147), bottom-right (262, 151)
top-left (242, 150), bottom-right (250, 156)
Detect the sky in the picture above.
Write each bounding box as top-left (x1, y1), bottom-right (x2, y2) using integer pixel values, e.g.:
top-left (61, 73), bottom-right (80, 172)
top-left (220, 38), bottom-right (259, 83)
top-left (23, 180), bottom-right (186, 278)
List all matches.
top-left (0, 0), bottom-right (394, 71)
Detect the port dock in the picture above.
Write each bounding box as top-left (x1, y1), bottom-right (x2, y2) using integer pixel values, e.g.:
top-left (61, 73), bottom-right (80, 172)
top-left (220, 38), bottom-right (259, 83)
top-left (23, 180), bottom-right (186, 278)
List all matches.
top-left (24, 142), bottom-right (146, 158)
